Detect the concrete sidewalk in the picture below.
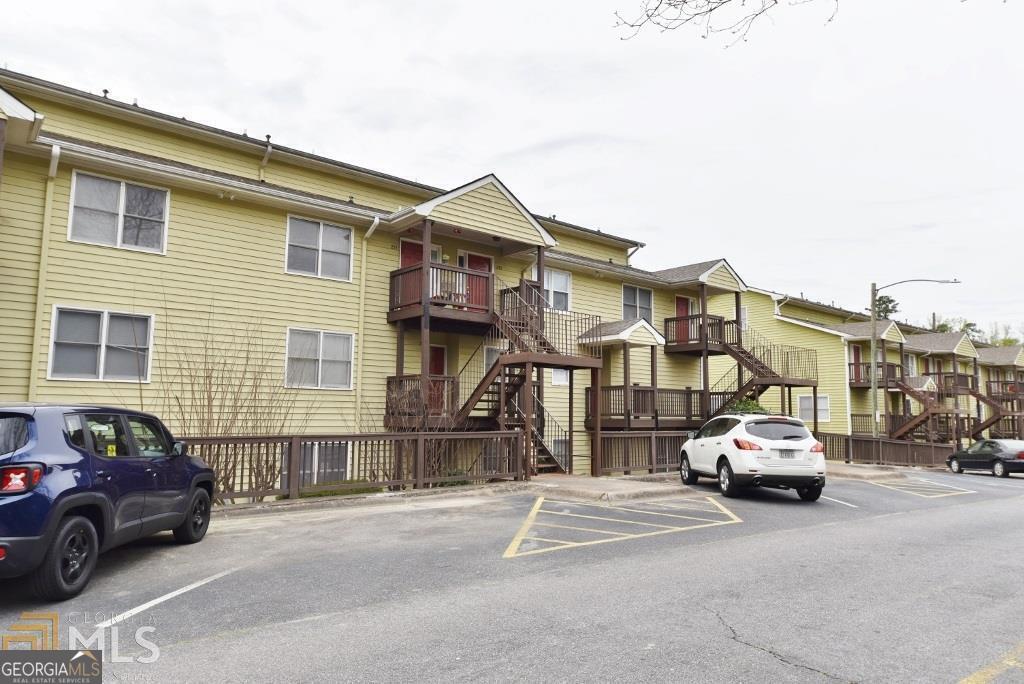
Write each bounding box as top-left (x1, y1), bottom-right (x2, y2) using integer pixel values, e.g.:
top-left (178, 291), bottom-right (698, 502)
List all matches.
top-left (527, 473), bottom-right (686, 502)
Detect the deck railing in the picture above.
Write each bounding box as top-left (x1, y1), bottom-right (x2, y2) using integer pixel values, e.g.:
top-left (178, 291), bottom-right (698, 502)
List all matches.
top-left (385, 374), bottom-right (460, 420)
top-left (851, 414), bottom-right (887, 435)
top-left (813, 432), bottom-right (954, 467)
top-left (389, 263), bottom-right (494, 313)
top-left (923, 371), bottom-right (977, 392)
top-left (663, 314), bottom-right (739, 346)
top-left (584, 386), bottom-right (703, 420)
top-left (987, 380), bottom-right (1024, 398)
top-left (848, 362), bottom-right (904, 385)
top-left (184, 431), bottom-right (525, 503)
top-left (597, 431), bottom-right (693, 475)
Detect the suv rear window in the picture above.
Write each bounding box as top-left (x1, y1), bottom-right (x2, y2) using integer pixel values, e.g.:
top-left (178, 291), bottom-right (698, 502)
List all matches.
top-left (0, 415), bottom-right (30, 457)
top-left (745, 419), bottom-right (811, 441)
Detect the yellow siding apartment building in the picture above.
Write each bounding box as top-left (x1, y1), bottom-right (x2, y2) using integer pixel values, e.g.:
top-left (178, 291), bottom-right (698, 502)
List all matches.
top-left (1, 70), bottom-right (1020, 478)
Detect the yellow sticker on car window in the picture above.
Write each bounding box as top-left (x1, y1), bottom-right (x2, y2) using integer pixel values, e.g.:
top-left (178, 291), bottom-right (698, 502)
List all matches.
top-left (107, 444), bottom-right (117, 457)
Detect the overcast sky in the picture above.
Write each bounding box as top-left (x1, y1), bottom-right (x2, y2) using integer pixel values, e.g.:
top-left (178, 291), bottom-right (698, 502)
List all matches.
top-left (3, 1), bottom-right (1021, 334)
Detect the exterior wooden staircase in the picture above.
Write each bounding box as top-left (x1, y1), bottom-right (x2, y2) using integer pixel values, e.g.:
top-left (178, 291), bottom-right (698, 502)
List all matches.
top-left (968, 386), bottom-right (1022, 439)
top-left (890, 379), bottom-right (952, 440)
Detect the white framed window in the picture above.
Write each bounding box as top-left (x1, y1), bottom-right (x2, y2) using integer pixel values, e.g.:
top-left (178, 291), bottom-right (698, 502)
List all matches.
top-left (286, 328), bottom-right (354, 389)
top-left (69, 171), bottom-right (169, 254)
top-left (551, 368), bottom-right (570, 385)
top-left (623, 285), bottom-right (653, 324)
top-left (286, 216), bottom-right (353, 281)
top-left (903, 353), bottom-right (918, 377)
top-left (533, 267), bottom-right (571, 311)
top-left (49, 307), bottom-right (153, 382)
top-left (739, 306), bottom-right (749, 331)
top-left (798, 395), bottom-right (830, 423)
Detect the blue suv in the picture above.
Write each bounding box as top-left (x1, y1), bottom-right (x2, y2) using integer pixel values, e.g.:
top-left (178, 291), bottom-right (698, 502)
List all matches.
top-left (0, 404), bottom-right (215, 600)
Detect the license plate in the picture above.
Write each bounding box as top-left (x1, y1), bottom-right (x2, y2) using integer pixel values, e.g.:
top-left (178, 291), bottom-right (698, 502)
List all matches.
top-left (775, 450), bottom-right (797, 459)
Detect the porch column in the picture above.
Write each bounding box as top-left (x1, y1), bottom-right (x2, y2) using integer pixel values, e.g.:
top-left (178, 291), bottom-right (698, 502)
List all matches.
top-left (812, 386), bottom-right (819, 434)
top-left (734, 291), bottom-right (743, 345)
top-left (973, 358), bottom-right (982, 423)
top-left (700, 284), bottom-right (710, 419)
top-left (591, 367), bottom-right (602, 476)
top-left (951, 352), bottom-right (961, 448)
top-left (523, 362), bottom-right (534, 475)
top-left (623, 342), bottom-right (632, 430)
top-left (536, 245), bottom-right (546, 296)
top-left (396, 320), bottom-right (405, 376)
top-left (781, 385), bottom-right (787, 417)
top-left (498, 366), bottom-right (507, 430)
top-left (568, 370), bottom-right (574, 474)
top-left (420, 220), bottom-right (433, 427)
top-left (883, 342), bottom-right (890, 437)
top-left (651, 345), bottom-right (659, 428)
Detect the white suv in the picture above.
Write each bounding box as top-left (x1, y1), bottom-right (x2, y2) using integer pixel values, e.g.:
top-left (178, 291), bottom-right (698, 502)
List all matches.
top-left (680, 413), bottom-right (827, 501)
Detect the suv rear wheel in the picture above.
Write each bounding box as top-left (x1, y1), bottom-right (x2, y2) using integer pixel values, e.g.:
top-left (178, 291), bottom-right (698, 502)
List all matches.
top-left (797, 486), bottom-right (823, 502)
top-left (173, 488), bottom-right (211, 544)
top-left (30, 515), bottom-right (99, 601)
top-left (717, 459), bottom-right (739, 498)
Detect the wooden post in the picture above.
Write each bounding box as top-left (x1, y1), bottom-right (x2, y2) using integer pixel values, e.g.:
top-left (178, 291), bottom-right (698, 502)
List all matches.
top-left (568, 370), bottom-right (575, 474)
top-left (781, 385), bottom-right (786, 417)
top-left (623, 342), bottom-right (632, 430)
top-left (420, 220), bottom-right (433, 428)
top-left (951, 352), bottom-right (961, 449)
top-left (415, 433), bottom-right (425, 489)
top-left (700, 284), bottom-right (710, 420)
top-left (650, 432), bottom-right (657, 474)
top-left (812, 387), bottom-right (819, 434)
top-left (591, 367), bottom-right (602, 476)
top-left (536, 245), bottom-right (546, 295)
top-left (288, 435), bottom-right (302, 499)
top-left (650, 345), bottom-right (659, 428)
top-left (498, 365), bottom-right (507, 430)
top-left (787, 386), bottom-right (793, 418)
top-left (734, 291), bottom-right (743, 345)
top-left (396, 320), bottom-right (405, 376)
top-left (523, 362), bottom-right (534, 476)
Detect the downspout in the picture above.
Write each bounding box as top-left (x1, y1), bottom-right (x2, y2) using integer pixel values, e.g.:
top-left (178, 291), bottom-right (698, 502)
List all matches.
top-left (258, 135), bottom-right (272, 182)
top-left (27, 144), bottom-right (61, 401)
top-left (353, 216), bottom-right (380, 430)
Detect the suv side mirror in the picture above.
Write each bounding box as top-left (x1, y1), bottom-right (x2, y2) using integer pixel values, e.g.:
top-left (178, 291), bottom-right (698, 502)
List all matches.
top-left (172, 441), bottom-right (188, 457)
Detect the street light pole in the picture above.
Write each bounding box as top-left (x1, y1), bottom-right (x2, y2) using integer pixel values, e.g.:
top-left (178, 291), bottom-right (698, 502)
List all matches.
top-left (869, 278), bottom-right (960, 441)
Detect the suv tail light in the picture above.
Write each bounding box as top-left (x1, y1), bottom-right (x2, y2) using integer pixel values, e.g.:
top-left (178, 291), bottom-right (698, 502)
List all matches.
top-left (1017, 452), bottom-right (1024, 460)
top-left (733, 438), bottom-right (762, 451)
top-left (0, 464), bottom-right (44, 494)
top-left (810, 442), bottom-right (825, 453)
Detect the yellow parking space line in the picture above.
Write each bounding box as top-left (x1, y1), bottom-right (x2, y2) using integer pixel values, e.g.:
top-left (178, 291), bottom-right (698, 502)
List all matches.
top-left (540, 510), bottom-right (682, 528)
top-left (531, 522), bottom-right (633, 537)
top-left (502, 497), bottom-right (545, 559)
top-left (706, 496), bottom-right (743, 523)
top-left (504, 496), bottom-right (742, 558)
top-left (960, 641), bottom-right (1024, 683)
top-left (627, 500), bottom-right (729, 516)
top-left (507, 519), bottom-right (741, 558)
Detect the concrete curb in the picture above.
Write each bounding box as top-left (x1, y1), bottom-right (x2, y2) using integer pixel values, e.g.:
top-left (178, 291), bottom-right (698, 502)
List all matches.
top-left (211, 482), bottom-right (532, 520)
top-left (524, 481), bottom-right (689, 503)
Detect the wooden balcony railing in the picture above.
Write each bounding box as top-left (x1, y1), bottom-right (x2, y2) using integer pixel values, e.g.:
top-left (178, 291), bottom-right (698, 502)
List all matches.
top-left (663, 314), bottom-right (739, 346)
top-left (385, 374), bottom-right (459, 419)
top-left (851, 414), bottom-right (887, 435)
top-left (584, 386), bottom-right (704, 421)
top-left (923, 372), bottom-right (977, 392)
top-left (849, 362), bottom-right (904, 385)
top-left (389, 263), bottom-right (493, 313)
top-left (987, 380), bottom-right (1024, 398)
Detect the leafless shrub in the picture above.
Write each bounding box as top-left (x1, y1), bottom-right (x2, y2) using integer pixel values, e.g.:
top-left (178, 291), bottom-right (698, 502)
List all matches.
top-left (616, 0), bottom-right (838, 42)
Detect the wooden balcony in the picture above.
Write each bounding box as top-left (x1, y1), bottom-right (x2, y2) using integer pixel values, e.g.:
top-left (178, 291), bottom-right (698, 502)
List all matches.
top-left (388, 263), bottom-right (494, 328)
top-left (851, 414), bottom-right (887, 435)
top-left (987, 380), bottom-right (1024, 400)
top-left (384, 374), bottom-right (460, 428)
top-left (849, 362), bottom-right (904, 388)
top-left (924, 372), bottom-right (977, 393)
top-left (583, 385), bottom-right (724, 430)
top-left (663, 314), bottom-right (739, 355)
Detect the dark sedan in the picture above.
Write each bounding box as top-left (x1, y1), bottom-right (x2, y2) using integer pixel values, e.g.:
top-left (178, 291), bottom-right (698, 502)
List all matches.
top-left (948, 439), bottom-right (1024, 478)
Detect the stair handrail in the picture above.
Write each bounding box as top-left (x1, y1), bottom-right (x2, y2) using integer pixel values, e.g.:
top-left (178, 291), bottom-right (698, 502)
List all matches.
top-left (731, 324), bottom-right (818, 380)
top-left (509, 388), bottom-right (571, 473)
top-left (454, 326), bottom-right (513, 417)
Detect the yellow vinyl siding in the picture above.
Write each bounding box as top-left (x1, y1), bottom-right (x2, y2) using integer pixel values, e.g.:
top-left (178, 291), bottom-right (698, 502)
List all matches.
top-left (545, 227), bottom-right (629, 265)
top-left (0, 152), bottom-right (47, 400)
top-left (704, 264), bottom-right (741, 292)
top-left (954, 335), bottom-right (979, 359)
top-left (428, 182), bottom-right (546, 247)
top-left (777, 303), bottom-right (849, 328)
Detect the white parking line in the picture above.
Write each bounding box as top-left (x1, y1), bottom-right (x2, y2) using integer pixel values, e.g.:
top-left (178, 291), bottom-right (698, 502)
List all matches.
top-left (821, 495), bottom-right (858, 508)
top-left (96, 567), bottom-right (240, 628)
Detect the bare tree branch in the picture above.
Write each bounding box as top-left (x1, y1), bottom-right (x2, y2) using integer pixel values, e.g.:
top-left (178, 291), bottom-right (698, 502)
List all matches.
top-left (616, 0), bottom-right (839, 43)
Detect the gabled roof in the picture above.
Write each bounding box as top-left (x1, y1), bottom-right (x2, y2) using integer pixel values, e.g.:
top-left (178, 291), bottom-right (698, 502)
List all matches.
top-left (825, 320), bottom-right (907, 343)
top-left (903, 376), bottom-right (937, 391)
top-left (580, 318), bottom-right (666, 347)
top-left (654, 258), bottom-right (746, 290)
top-left (977, 345), bottom-right (1024, 367)
top-left (905, 332), bottom-right (978, 358)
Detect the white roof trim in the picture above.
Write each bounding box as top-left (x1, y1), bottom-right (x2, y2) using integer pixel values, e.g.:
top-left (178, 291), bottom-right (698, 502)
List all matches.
top-left (698, 259), bottom-right (747, 291)
top-left (587, 319), bottom-right (666, 347)
top-left (775, 315), bottom-right (850, 338)
top-left (408, 174), bottom-right (557, 247)
top-left (0, 85), bottom-right (36, 122)
top-left (841, 321), bottom-right (908, 343)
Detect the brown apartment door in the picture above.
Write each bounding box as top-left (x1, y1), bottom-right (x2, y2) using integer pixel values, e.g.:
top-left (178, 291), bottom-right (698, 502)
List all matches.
top-left (465, 254), bottom-right (492, 312)
top-left (675, 297), bottom-right (691, 343)
top-left (850, 344), bottom-right (863, 382)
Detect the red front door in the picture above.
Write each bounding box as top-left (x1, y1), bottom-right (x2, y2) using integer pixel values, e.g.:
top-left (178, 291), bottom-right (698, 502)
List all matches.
top-left (851, 344), bottom-right (863, 381)
top-left (675, 297), bottom-right (690, 342)
top-left (428, 346), bottom-right (447, 415)
top-left (465, 253), bottom-right (492, 311)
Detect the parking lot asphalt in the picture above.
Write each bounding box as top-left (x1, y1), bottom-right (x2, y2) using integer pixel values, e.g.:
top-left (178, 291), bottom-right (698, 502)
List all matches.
top-left (2, 470), bottom-right (1024, 682)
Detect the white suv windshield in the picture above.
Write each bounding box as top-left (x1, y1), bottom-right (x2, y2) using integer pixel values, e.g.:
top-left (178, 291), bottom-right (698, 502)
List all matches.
top-left (745, 420), bottom-right (811, 441)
